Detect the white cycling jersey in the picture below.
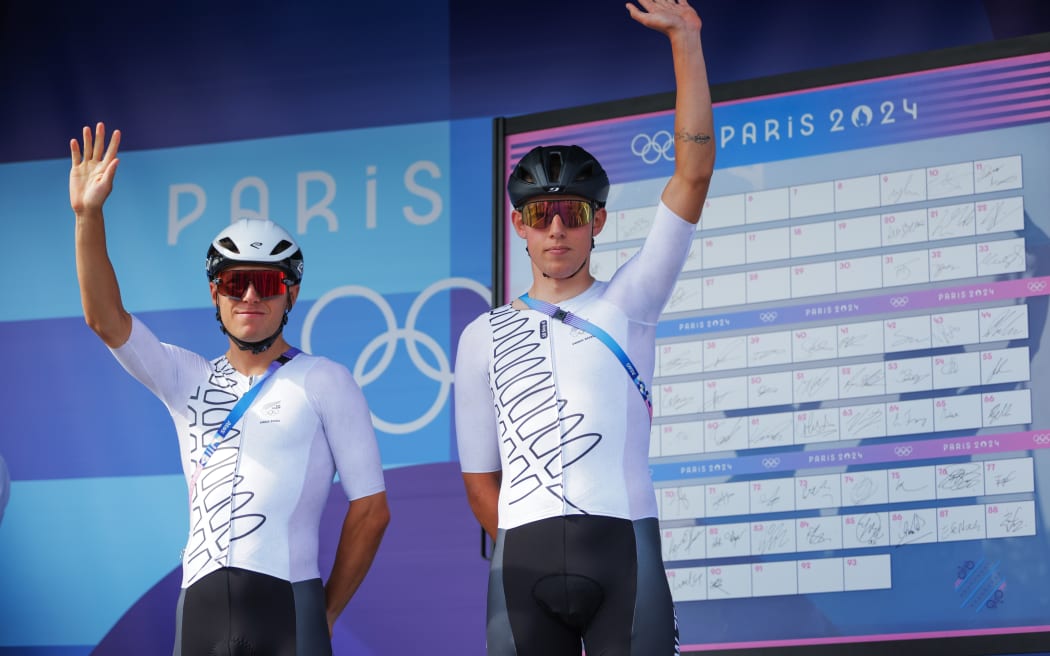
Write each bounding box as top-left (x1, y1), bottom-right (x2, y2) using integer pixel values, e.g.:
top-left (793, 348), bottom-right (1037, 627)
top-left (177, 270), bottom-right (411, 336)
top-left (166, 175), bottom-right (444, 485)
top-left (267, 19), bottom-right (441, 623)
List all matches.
top-left (112, 316), bottom-right (385, 588)
top-left (455, 202), bottom-right (695, 530)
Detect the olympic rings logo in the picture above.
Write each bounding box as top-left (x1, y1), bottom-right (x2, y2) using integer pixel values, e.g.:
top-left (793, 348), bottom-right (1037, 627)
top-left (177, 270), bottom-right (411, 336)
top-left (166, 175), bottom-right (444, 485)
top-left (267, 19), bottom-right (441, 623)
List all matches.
top-left (631, 131), bottom-right (675, 164)
top-left (300, 277), bottom-right (490, 435)
top-left (889, 296), bottom-right (909, 308)
top-left (1028, 280), bottom-right (1046, 292)
top-left (761, 457), bottom-right (780, 469)
top-left (759, 311), bottom-right (778, 323)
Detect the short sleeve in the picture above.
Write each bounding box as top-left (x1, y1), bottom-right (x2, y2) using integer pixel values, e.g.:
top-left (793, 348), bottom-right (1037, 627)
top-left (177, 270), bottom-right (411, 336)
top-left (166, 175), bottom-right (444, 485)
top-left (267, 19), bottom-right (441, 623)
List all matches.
top-left (109, 315), bottom-right (203, 409)
top-left (307, 360), bottom-right (386, 501)
top-left (454, 315), bottom-right (502, 473)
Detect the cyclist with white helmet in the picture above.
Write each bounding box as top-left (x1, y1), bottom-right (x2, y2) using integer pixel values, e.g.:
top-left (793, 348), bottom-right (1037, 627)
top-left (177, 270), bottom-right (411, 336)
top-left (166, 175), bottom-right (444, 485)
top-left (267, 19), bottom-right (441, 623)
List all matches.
top-left (454, 1), bottom-right (714, 654)
top-left (70, 123), bottom-right (389, 655)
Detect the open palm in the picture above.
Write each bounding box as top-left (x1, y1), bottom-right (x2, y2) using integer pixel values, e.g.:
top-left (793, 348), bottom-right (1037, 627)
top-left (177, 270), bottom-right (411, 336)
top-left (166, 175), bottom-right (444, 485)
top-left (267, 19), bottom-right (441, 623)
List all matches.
top-left (70, 122), bottom-right (121, 215)
top-left (627, 0), bottom-right (702, 35)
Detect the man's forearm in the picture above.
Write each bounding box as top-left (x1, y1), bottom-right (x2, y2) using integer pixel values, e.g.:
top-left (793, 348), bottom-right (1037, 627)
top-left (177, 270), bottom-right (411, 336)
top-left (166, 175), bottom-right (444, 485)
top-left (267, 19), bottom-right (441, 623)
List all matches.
top-left (324, 492), bottom-right (390, 628)
top-left (463, 471), bottom-right (501, 542)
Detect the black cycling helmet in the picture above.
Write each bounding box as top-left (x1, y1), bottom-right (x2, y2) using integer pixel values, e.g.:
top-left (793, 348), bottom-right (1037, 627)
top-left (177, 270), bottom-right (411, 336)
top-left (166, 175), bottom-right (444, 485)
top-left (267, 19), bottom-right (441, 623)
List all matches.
top-left (507, 145), bottom-right (610, 209)
top-left (205, 218), bottom-right (304, 284)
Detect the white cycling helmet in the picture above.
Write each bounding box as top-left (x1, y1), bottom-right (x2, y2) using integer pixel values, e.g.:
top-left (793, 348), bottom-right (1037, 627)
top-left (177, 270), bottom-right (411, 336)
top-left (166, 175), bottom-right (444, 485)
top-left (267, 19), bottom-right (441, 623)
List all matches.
top-left (205, 218), bottom-right (304, 284)
top-left (205, 218), bottom-right (304, 354)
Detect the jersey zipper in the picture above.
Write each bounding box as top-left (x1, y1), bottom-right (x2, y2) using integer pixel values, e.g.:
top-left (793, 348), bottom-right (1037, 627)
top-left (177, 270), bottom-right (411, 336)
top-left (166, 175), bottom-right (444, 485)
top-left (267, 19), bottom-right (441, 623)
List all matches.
top-left (546, 316), bottom-right (571, 518)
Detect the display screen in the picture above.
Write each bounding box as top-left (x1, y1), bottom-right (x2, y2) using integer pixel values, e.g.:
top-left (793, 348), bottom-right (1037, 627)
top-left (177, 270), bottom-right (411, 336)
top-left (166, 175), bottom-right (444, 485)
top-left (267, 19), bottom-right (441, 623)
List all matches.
top-left (497, 35), bottom-right (1050, 655)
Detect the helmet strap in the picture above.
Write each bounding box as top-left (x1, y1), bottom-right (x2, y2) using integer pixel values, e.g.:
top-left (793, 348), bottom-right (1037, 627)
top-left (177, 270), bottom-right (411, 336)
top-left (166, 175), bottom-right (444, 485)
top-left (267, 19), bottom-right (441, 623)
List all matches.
top-left (539, 256), bottom-right (589, 280)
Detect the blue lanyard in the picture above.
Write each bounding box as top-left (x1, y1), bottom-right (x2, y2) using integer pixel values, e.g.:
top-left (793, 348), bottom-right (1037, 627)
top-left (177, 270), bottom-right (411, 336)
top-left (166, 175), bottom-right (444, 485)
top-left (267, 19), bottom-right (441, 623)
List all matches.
top-left (518, 294), bottom-right (653, 419)
top-left (198, 347), bottom-right (301, 469)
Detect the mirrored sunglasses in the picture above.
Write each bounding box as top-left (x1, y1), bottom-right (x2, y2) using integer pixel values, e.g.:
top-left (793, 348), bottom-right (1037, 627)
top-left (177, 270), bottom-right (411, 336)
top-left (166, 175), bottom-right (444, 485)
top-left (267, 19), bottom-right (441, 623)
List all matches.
top-left (520, 199), bottom-right (595, 229)
top-left (214, 269), bottom-right (292, 299)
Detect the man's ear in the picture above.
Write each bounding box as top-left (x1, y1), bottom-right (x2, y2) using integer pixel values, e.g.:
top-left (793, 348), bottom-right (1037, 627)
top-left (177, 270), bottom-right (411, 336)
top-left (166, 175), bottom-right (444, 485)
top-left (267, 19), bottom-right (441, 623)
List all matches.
top-left (287, 285), bottom-right (300, 311)
top-left (511, 209), bottom-right (528, 239)
top-left (591, 207), bottom-right (608, 237)
top-left (209, 282), bottom-right (220, 306)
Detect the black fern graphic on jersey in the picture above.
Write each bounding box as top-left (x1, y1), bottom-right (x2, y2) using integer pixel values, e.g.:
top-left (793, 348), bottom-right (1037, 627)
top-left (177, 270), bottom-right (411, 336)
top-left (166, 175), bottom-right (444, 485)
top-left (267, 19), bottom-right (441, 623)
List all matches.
top-left (183, 357), bottom-right (266, 584)
top-left (489, 305), bottom-right (602, 511)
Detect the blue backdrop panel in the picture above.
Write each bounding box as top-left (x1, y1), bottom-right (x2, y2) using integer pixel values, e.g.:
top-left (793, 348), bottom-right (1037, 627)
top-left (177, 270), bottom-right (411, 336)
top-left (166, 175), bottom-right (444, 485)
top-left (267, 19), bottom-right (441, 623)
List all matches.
top-left (0, 117), bottom-right (493, 652)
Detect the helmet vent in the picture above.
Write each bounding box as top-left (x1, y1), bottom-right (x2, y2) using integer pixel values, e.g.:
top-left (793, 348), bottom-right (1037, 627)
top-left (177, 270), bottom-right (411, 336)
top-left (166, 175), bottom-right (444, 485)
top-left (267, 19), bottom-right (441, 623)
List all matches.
top-left (547, 152), bottom-right (563, 182)
top-left (218, 237), bottom-right (240, 254)
top-left (270, 240), bottom-right (294, 256)
top-left (575, 163), bottom-right (594, 182)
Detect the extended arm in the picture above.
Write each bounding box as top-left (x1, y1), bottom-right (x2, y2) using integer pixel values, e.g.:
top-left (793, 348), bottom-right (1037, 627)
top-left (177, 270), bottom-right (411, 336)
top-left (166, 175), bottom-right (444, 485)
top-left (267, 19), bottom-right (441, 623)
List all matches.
top-left (71, 122), bottom-right (132, 347)
top-left (324, 490), bottom-right (390, 633)
top-left (628, 0), bottom-right (714, 223)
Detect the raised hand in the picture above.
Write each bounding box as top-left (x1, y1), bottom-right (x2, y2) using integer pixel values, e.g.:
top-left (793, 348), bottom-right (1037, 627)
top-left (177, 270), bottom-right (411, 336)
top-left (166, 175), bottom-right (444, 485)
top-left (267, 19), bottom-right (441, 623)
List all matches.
top-left (626, 0), bottom-right (702, 35)
top-left (70, 122), bottom-right (121, 215)
top-left (626, 0), bottom-right (712, 224)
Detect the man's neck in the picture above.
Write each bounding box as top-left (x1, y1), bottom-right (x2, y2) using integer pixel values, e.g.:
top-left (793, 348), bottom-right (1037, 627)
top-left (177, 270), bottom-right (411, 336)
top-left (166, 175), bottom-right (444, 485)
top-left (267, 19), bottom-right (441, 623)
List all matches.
top-left (528, 270), bottom-right (596, 305)
top-left (226, 335), bottom-right (292, 377)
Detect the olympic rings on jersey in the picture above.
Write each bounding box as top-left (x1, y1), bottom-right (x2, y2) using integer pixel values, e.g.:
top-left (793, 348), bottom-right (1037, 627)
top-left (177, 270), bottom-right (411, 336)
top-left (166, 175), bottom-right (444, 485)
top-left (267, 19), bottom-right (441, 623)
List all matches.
top-left (631, 130), bottom-right (675, 164)
top-left (300, 277), bottom-right (490, 435)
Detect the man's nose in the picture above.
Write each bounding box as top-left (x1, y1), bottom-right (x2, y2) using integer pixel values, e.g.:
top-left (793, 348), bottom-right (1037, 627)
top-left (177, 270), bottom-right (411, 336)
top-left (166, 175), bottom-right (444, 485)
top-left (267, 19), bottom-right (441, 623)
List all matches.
top-left (240, 282), bottom-right (262, 302)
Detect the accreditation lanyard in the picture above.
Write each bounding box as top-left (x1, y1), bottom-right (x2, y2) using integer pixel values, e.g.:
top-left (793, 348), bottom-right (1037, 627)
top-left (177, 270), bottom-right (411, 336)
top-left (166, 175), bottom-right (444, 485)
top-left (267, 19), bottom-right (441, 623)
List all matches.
top-left (188, 348), bottom-right (300, 505)
top-left (518, 294), bottom-right (652, 419)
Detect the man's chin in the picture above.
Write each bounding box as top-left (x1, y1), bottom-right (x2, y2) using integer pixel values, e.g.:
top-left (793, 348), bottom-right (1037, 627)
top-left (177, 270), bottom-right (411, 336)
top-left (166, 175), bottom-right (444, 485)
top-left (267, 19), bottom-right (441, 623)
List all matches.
top-left (542, 263), bottom-right (587, 279)
top-left (231, 327), bottom-right (280, 343)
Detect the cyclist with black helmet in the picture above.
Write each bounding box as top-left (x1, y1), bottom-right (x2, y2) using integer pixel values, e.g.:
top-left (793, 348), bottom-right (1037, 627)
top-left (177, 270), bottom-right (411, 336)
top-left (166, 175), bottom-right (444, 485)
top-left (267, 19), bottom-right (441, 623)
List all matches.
top-left (454, 1), bottom-right (714, 654)
top-left (70, 123), bottom-right (389, 655)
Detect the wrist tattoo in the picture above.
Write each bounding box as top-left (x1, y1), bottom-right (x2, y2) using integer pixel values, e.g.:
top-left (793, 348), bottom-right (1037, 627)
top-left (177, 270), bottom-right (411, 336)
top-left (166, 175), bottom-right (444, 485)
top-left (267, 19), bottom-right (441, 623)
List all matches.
top-left (676, 130), bottom-right (711, 145)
